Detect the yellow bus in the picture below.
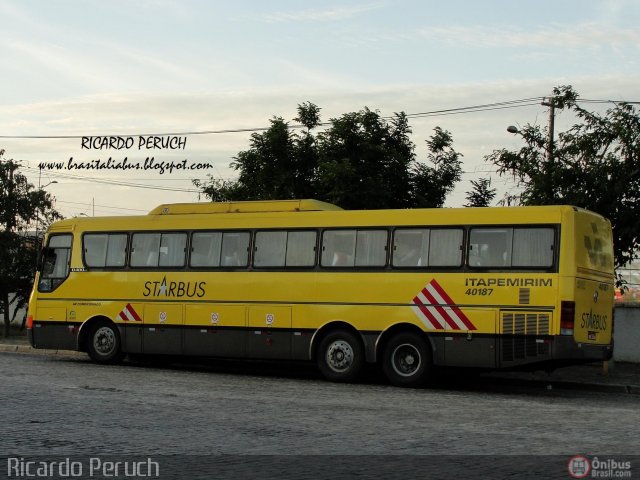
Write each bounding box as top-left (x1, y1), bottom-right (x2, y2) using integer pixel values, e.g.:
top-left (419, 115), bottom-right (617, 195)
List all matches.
top-left (27, 200), bottom-right (614, 386)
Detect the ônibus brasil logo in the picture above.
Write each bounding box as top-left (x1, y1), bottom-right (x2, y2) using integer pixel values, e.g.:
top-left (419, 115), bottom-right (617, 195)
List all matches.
top-left (568, 456), bottom-right (591, 478)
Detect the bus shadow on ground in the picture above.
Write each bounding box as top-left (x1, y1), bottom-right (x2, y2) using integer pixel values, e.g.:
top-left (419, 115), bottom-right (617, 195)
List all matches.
top-left (116, 354), bottom-right (570, 394)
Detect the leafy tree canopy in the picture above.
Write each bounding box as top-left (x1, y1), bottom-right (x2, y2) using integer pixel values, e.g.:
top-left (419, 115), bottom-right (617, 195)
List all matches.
top-left (0, 153), bottom-right (61, 336)
top-left (486, 85), bottom-right (640, 267)
top-left (195, 103), bottom-right (463, 210)
top-left (464, 178), bottom-right (496, 207)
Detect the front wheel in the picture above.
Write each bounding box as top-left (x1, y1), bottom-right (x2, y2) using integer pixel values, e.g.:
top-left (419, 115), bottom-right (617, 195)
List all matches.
top-left (86, 321), bottom-right (125, 364)
top-left (316, 330), bottom-right (364, 383)
top-left (382, 332), bottom-right (432, 387)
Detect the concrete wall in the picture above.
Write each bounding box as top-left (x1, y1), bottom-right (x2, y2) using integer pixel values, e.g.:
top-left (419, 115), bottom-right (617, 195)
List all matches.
top-left (613, 306), bottom-right (640, 363)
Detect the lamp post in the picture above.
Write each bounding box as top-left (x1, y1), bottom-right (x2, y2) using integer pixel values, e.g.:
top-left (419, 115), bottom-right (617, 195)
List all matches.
top-left (507, 96), bottom-right (558, 203)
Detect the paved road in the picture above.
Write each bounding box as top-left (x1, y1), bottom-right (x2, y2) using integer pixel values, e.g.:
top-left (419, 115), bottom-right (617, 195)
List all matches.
top-left (1, 352), bottom-right (639, 478)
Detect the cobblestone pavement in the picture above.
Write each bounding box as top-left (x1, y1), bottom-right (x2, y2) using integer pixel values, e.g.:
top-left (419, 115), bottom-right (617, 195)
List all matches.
top-left (1, 352), bottom-right (639, 478)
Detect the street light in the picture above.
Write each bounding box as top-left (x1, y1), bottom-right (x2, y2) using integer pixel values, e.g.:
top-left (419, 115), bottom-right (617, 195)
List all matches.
top-left (506, 95), bottom-right (558, 202)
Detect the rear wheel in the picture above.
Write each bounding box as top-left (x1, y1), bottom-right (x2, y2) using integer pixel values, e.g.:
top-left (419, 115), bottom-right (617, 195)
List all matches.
top-left (86, 321), bottom-right (125, 364)
top-left (382, 332), bottom-right (432, 387)
top-left (316, 330), bottom-right (364, 383)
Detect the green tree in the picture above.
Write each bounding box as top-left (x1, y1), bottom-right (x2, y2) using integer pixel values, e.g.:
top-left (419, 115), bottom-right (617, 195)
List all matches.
top-left (409, 126), bottom-right (463, 208)
top-left (0, 154), bottom-right (61, 337)
top-left (464, 178), bottom-right (496, 207)
top-left (486, 85), bottom-right (640, 267)
top-left (195, 103), bottom-right (321, 202)
top-left (316, 108), bottom-right (416, 209)
top-left (232, 116), bottom-right (299, 200)
top-left (195, 103), bottom-right (464, 210)
top-left (292, 102), bottom-right (321, 198)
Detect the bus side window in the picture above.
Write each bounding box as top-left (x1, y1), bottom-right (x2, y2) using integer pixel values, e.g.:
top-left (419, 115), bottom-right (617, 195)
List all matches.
top-left (159, 233), bottom-right (187, 267)
top-left (254, 231), bottom-right (287, 267)
top-left (468, 228), bottom-right (513, 267)
top-left (221, 232), bottom-right (250, 267)
top-left (253, 230), bottom-right (317, 268)
top-left (106, 234), bottom-right (127, 267)
top-left (512, 227), bottom-right (555, 267)
top-left (130, 233), bottom-right (161, 268)
top-left (321, 230), bottom-right (356, 267)
top-left (285, 231), bottom-right (316, 267)
top-left (190, 232), bottom-right (222, 268)
top-left (355, 230), bottom-right (388, 267)
top-left (84, 233), bottom-right (127, 268)
top-left (393, 229), bottom-right (429, 267)
top-left (429, 229), bottom-right (463, 267)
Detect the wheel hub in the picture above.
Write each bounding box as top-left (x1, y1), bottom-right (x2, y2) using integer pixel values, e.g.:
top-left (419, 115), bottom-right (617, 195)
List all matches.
top-left (94, 327), bottom-right (116, 355)
top-left (326, 340), bottom-right (354, 373)
top-left (392, 343), bottom-right (421, 377)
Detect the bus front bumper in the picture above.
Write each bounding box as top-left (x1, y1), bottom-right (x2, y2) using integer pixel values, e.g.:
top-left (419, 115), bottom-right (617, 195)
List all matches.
top-left (28, 321), bottom-right (80, 351)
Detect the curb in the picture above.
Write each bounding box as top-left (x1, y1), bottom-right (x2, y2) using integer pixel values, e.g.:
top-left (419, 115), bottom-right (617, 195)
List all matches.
top-left (0, 344), bottom-right (84, 357)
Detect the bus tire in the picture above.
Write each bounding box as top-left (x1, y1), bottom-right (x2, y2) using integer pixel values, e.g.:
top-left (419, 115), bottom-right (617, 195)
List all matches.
top-left (382, 332), bottom-right (432, 387)
top-left (86, 321), bottom-right (125, 364)
top-left (316, 330), bottom-right (364, 383)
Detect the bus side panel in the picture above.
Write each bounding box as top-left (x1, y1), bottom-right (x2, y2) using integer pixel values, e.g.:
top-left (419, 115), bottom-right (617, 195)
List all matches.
top-left (441, 309), bottom-right (497, 368)
top-left (184, 304), bottom-right (247, 358)
top-left (123, 323), bottom-right (143, 354)
top-left (142, 303), bottom-right (183, 355)
top-left (246, 305), bottom-right (292, 359)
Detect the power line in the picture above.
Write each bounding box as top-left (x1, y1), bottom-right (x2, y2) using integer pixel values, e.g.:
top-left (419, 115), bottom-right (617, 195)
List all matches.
top-left (55, 199), bottom-right (148, 213)
top-left (1, 97), bottom-right (637, 140)
top-left (7, 94), bottom-right (637, 197)
top-left (403, 97), bottom-right (544, 118)
top-left (0, 126), bottom-right (273, 140)
top-left (19, 165), bottom-right (200, 193)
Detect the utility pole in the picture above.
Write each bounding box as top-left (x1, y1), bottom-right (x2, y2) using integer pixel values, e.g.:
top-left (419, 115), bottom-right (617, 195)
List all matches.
top-left (541, 96), bottom-right (556, 202)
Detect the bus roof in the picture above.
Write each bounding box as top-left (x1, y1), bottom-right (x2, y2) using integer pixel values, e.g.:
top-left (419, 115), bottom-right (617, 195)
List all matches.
top-left (45, 203), bottom-right (608, 232)
top-left (147, 199), bottom-right (343, 215)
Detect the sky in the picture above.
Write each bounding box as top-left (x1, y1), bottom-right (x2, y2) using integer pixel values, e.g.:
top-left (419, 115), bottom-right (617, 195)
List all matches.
top-left (1, 0), bottom-right (639, 217)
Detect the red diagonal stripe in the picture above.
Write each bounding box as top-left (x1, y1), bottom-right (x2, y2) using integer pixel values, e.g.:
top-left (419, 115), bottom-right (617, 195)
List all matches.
top-left (125, 304), bottom-right (142, 322)
top-left (412, 298), bottom-right (444, 330)
top-left (428, 279), bottom-right (456, 305)
top-left (118, 311), bottom-right (128, 322)
top-left (429, 279), bottom-right (476, 330)
top-left (422, 287), bottom-right (460, 330)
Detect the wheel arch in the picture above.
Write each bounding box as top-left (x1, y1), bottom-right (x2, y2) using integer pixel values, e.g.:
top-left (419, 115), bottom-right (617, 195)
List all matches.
top-left (77, 315), bottom-right (121, 352)
top-left (309, 320), bottom-right (364, 362)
